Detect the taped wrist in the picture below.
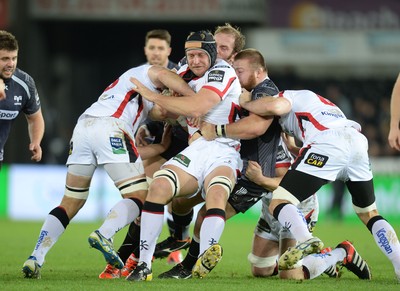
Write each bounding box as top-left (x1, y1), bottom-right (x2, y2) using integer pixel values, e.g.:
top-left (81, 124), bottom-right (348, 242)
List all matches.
top-left (215, 124), bottom-right (226, 137)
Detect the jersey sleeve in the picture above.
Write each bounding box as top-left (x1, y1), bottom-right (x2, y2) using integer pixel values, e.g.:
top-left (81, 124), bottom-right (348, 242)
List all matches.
top-left (202, 65), bottom-right (237, 100)
top-left (22, 73), bottom-right (41, 115)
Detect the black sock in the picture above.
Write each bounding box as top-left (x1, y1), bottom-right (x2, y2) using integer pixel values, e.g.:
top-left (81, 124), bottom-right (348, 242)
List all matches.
top-left (117, 221), bottom-right (140, 263)
top-left (181, 239), bottom-right (199, 270)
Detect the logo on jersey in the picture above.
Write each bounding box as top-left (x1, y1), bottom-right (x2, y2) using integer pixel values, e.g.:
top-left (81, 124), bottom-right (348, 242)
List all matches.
top-left (173, 153), bottom-right (191, 167)
top-left (0, 109), bottom-right (19, 120)
top-left (208, 70), bottom-right (225, 82)
top-left (321, 109), bottom-right (344, 118)
top-left (14, 95), bottom-right (22, 105)
top-left (276, 145), bottom-right (290, 162)
top-left (110, 137), bottom-right (127, 154)
top-left (305, 152), bottom-right (328, 168)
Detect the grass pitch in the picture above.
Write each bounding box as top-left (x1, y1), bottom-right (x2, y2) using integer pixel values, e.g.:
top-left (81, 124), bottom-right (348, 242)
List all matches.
top-left (1, 217), bottom-right (399, 291)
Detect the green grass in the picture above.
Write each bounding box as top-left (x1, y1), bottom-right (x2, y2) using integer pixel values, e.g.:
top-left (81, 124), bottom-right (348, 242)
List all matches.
top-left (1, 217), bottom-right (399, 290)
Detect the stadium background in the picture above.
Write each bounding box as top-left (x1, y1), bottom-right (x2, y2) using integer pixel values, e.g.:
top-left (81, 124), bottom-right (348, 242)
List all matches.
top-left (0, 0), bottom-right (399, 222)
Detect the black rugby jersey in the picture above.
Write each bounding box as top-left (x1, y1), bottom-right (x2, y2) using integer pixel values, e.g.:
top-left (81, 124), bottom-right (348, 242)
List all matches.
top-left (239, 78), bottom-right (281, 191)
top-left (0, 68), bottom-right (41, 160)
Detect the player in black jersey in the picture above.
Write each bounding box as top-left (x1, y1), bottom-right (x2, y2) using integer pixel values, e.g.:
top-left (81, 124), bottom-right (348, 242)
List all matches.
top-left (0, 30), bottom-right (45, 170)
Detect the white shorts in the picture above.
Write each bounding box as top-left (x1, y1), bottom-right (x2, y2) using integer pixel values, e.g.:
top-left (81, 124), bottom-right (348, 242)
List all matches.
top-left (255, 193), bottom-right (319, 241)
top-left (163, 137), bottom-right (242, 198)
top-left (293, 127), bottom-right (373, 182)
top-left (67, 116), bottom-right (142, 166)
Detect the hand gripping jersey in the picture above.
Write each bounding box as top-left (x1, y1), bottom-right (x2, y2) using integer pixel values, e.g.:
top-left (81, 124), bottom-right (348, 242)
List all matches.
top-left (0, 68), bottom-right (41, 160)
top-left (82, 64), bottom-right (158, 139)
top-left (177, 59), bottom-right (242, 148)
top-left (277, 90), bottom-right (361, 144)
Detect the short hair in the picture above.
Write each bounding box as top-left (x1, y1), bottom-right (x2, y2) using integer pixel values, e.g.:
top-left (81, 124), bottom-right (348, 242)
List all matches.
top-left (234, 48), bottom-right (267, 72)
top-left (0, 30), bottom-right (18, 51)
top-left (214, 23), bottom-right (245, 54)
top-left (145, 29), bottom-right (172, 46)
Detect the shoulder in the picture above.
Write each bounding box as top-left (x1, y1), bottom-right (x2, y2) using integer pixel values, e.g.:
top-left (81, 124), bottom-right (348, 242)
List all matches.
top-left (12, 68), bottom-right (36, 87)
top-left (252, 78), bottom-right (280, 99)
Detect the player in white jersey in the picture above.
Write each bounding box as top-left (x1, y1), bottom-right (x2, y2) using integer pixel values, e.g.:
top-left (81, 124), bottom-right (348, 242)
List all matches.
top-left (125, 30), bottom-right (242, 282)
top-left (240, 88), bottom-right (400, 282)
top-left (22, 64), bottom-right (194, 279)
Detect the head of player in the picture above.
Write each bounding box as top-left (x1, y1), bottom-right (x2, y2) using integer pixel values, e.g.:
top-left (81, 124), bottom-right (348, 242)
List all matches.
top-left (144, 29), bottom-right (173, 68)
top-left (0, 30), bottom-right (18, 79)
top-left (233, 48), bottom-right (269, 91)
top-left (184, 30), bottom-right (217, 77)
top-left (214, 23), bottom-right (246, 64)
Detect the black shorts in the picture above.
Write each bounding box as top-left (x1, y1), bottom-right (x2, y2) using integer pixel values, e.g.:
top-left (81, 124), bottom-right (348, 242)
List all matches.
top-left (160, 126), bottom-right (189, 160)
top-left (228, 178), bottom-right (267, 214)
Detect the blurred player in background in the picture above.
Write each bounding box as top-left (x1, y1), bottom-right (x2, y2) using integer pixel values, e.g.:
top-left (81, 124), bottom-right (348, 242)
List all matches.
top-left (388, 72), bottom-right (400, 151)
top-left (0, 30), bottom-right (45, 171)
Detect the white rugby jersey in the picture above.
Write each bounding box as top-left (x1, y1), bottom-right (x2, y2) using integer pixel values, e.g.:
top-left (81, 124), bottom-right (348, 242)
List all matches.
top-left (178, 58), bottom-right (242, 145)
top-left (276, 90), bottom-right (361, 143)
top-left (82, 64), bottom-right (158, 135)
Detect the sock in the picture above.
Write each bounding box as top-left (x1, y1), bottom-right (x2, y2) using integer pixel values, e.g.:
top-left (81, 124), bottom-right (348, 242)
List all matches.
top-left (172, 209), bottom-right (193, 240)
top-left (181, 235), bottom-right (200, 270)
top-left (139, 201), bottom-right (165, 268)
top-left (369, 217), bottom-right (400, 271)
top-left (199, 208), bottom-right (225, 255)
top-left (98, 198), bottom-right (141, 239)
top-left (275, 203), bottom-right (313, 242)
top-left (117, 221), bottom-right (140, 263)
top-left (167, 217), bottom-right (175, 237)
top-left (30, 207), bottom-right (70, 266)
top-left (302, 248), bottom-right (345, 280)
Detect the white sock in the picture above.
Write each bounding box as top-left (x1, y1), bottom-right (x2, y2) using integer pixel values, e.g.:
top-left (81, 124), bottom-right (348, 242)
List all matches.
top-left (371, 219), bottom-right (400, 271)
top-left (302, 248), bottom-right (345, 279)
top-left (139, 210), bottom-right (164, 268)
top-left (98, 198), bottom-right (140, 239)
top-left (31, 215), bottom-right (66, 266)
top-left (277, 204), bottom-right (313, 242)
top-left (199, 216), bottom-right (225, 255)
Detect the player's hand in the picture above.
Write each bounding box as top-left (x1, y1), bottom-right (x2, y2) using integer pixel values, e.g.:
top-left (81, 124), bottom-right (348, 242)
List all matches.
top-left (135, 125), bottom-right (151, 146)
top-left (29, 143), bottom-right (42, 162)
top-left (0, 79), bottom-right (6, 101)
top-left (130, 77), bottom-right (156, 101)
top-left (200, 121), bottom-right (217, 141)
top-left (388, 127), bottom-right (400, 151)
top-left (245, 161), bottom-right (263, 184)
top-left (239, 88), bottom-right (251, 106)
top-left (160, 124), bottom-right (172, 149)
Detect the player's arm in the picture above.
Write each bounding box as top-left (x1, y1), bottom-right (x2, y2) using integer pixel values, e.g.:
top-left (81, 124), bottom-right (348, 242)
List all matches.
top-left (245, 160), bottom-right (288, 192)
top-left (240, 90), bottom-right (291, 116)
top-left (200, 112), bottom-right (273, 140)
top-left (146, 65), bottom-right (195, 98)
top-left (388, 73), bottom-right (400, 151)
top-left (132, 75), bottom-right (220, 118)
top-left (25, 109), bottom-right (45, 162)
top-left (0, 78), bottom-right (5, 101)
top-left (137, 124), bottom-right (171, 160)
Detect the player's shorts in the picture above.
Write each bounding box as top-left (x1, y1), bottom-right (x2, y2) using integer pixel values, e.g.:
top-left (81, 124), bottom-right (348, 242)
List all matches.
top-left (292, 127), bottom-right (373, 182)
top-left (255, 193), bottom-right (319, 241)
top-left (163, 137), bottom-right (241, 199)
top-left (228, 178), bottom-right (267, 214)
top-left (161, 125), bottom-right (189, 160)
top-left (67, 116), bottom-right (141, 166)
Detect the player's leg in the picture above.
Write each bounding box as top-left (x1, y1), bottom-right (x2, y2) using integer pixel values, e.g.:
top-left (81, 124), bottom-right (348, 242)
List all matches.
top-left (22, 164), bottom-right (95, 278)
top-left (127, 164), bottom-right (199, 282)
top-left (192, 165), bottom-right (236, 279)
top-left (346, 179), bottom-right (400, 281)
top-left (270, 170), bottom-right (327, 270)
